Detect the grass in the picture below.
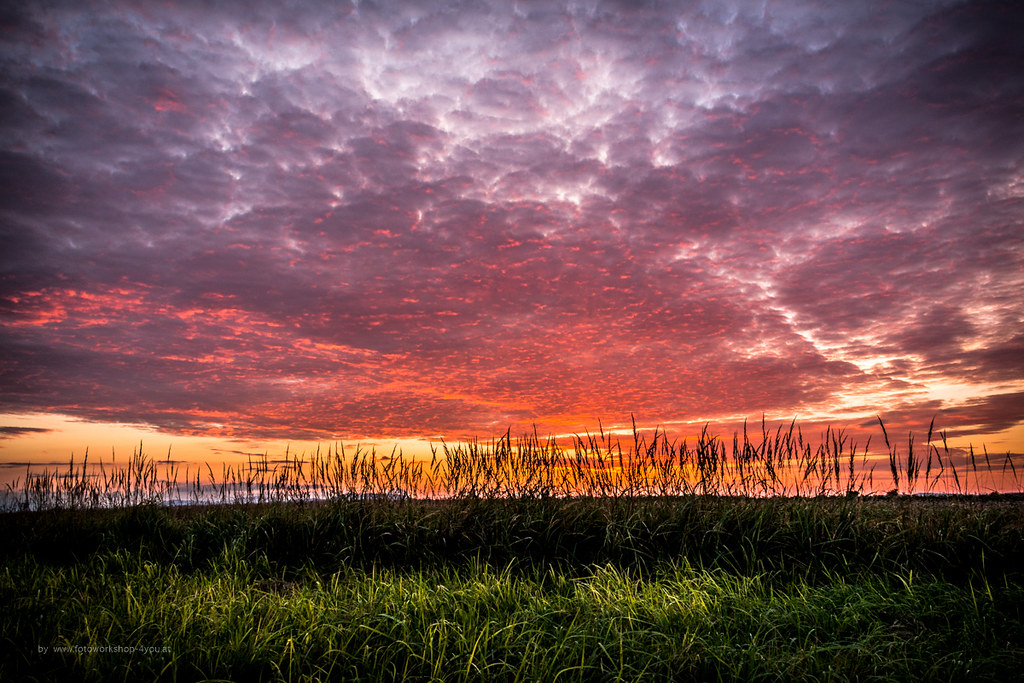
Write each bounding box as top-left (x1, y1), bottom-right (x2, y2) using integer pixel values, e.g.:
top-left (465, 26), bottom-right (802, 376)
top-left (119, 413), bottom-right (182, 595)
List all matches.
top-left (4, 495), bottom-right (1023, 680)
top-left (2, 419), bottom-right (1023, 680)
top-left (5, 417), bottom-right (1021, 511)
top-left (5, 546), bottom-right (1022, 682)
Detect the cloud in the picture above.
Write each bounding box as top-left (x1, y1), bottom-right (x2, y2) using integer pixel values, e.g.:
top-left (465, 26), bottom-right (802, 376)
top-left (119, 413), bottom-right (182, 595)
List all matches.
top-left (0, 426), bottom-right (53, 439)
top-left (1, 0), bottom-right (1022, 444)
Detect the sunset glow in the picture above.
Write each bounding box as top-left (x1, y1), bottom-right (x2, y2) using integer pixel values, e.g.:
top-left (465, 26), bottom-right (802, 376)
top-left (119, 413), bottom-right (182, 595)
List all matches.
top-left (1, 0), bottom-right (1022, 474)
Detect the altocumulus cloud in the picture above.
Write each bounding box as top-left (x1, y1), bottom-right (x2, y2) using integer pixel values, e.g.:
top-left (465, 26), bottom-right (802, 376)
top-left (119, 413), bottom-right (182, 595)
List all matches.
top-left (0, 0), bottom-right (1022, 442)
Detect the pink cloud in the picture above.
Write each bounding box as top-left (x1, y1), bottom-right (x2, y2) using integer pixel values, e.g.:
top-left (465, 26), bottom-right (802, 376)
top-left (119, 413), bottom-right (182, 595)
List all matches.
top-left (1, 0), bottom-right (1021, 449)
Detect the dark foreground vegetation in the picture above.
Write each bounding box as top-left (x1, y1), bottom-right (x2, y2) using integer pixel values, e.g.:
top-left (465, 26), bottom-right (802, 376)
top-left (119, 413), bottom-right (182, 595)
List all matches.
top-left (2, 421), bottom-right (1022, 680)
top-left (3, 494), bottom-right (1024, 681)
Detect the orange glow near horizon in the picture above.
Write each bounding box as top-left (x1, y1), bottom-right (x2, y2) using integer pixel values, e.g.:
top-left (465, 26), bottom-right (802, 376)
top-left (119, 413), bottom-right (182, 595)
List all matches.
top-left (2, 411), bottom-right (1022, 499)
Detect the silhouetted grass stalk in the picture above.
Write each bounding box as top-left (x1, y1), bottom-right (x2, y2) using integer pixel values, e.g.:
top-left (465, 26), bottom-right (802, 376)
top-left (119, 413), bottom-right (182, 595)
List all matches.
top-left (4, 418), bottom-right (1021, 511)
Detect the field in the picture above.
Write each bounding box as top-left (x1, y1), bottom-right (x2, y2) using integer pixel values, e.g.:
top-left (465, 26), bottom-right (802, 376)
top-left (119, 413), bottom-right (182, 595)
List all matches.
top-left (2, 422), bottom-right (1023, 681)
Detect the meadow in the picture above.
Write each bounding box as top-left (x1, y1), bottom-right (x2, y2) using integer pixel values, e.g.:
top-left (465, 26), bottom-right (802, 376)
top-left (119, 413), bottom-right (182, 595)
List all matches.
top-left (2, 419), bottom-right (1022, 681)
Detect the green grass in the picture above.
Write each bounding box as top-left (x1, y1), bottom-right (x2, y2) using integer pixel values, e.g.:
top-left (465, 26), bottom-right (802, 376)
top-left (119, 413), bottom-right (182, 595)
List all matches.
top-left (3, 496), bottom-right (1023, 681)
top-left (4, 534), bottom-right (1022, 682)
top-left (2, 419), bottom-right (1023, 680)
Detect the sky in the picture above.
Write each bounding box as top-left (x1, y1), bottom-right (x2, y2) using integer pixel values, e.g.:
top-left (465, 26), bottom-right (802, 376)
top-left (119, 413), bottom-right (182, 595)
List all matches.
top-left (1, 0), bottom-right (1022, 463)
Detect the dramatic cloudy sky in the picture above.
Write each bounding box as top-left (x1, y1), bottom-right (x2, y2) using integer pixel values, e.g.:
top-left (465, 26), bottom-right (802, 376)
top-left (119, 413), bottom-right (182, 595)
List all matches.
top-left (1, 0), bottom-right (1022, 450)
